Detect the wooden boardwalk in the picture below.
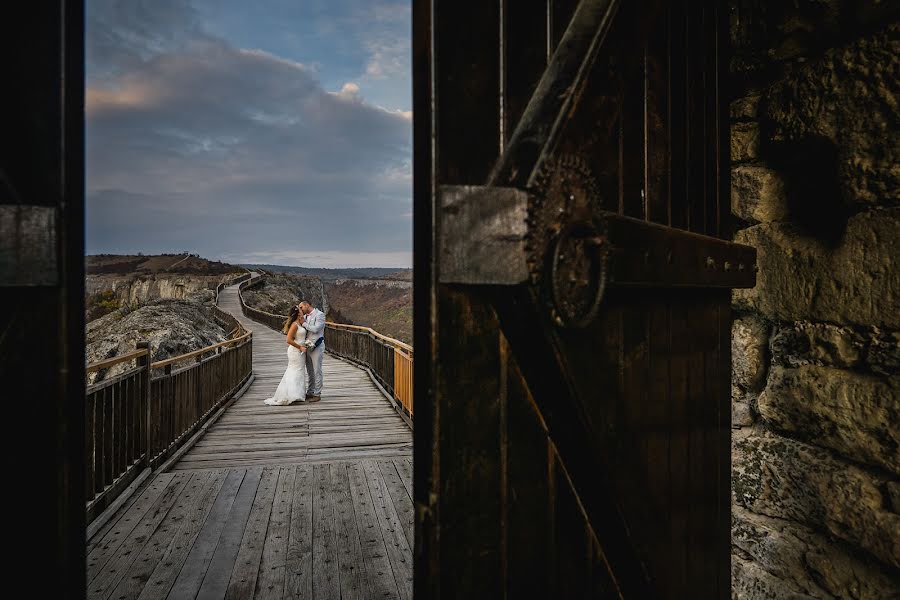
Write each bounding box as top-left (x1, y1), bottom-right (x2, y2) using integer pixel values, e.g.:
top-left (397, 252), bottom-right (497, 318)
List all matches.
top-left (86, 282), bottom-right (413, 599)
top-left (174, 284), bottom-right (412, 470)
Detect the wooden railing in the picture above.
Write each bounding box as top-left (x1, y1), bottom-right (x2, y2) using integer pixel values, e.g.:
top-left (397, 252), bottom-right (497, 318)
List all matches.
top-left (85, 345), bottom-right (152, 520)
top-left (84, 277), bottom-right (253, 521)
top-left (238, 275), bottom-right (286, 331)
top-left (325, 322), bottom-right (413, 420)
top-left (325, 323), bottom-right (413, 422)
top-left (237, 275), bottom-right (413, 424)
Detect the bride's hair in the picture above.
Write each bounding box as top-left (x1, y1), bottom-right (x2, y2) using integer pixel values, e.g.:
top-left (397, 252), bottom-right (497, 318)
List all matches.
top-left (282, 305), bottom-right (301, 334)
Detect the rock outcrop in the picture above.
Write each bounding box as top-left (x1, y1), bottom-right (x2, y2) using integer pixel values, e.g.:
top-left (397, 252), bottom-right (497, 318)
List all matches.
top-left (86, 273), bottom-right (229, 310)
top-left (240, 274), bottom-right (328, 316)
top-left (86, 298), bottom-right (228, 384)
top-left (325, 279), bottom-right (412, 343)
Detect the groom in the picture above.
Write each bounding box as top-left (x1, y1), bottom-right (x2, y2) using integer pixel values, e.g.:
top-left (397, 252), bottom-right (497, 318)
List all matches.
top-left (299, 301), bottom-right (325, 402)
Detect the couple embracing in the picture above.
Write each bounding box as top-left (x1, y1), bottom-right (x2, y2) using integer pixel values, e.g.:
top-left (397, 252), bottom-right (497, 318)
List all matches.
top-left (264, 300), bottom-right (325, 406)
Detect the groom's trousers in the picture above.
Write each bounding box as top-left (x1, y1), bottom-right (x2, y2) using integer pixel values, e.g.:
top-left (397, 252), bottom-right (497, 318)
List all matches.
top-left (305, 343), bottom-right (324, 396)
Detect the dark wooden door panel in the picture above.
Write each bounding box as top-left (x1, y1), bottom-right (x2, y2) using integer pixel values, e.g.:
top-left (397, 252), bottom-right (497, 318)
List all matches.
top-left (416, 0), bottom-right (741, 597)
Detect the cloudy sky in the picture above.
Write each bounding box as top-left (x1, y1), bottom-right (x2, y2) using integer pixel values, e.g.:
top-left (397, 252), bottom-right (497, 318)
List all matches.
top-left (86, 0), bottom-right (411, 268)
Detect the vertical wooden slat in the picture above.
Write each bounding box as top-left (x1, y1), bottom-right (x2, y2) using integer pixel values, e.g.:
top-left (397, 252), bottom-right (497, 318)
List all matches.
top-left (433, 0), bottom-right (504, 595)
top-left (645, 0), bottom-right (670, 225)
top-left (85, 392), bottom-right (95, 501)
top-left (549, 0), bottom-right (580, 50)
top-left (619, 0), bottom-right (647, 219)
top-left (94, 390), bottom-right (104, 494)
top-left (716, 292), bottom-right (732, 596)
top-left (505, 349), bottom-right (551, 598)
top-left (124, 377), bottom-right (132, 466)
top-left (619, 297), bottom-right (662, 585)
top-left (504, 0), bottom-right (549, 142)
top-left (686, 297), bottom-right (709, 596)
top-left (686, 0), bottom-right (705, 234)
top-left (645, 301), bottom-right (671, 590)
top-left (668, 298), bottom-right (690, 595)
top-left (102, 386), bottom-right (113, 490)
top-left (116, 381), bottom-right (125, 476)
top-left (669, 0), bottom-right (687, 230)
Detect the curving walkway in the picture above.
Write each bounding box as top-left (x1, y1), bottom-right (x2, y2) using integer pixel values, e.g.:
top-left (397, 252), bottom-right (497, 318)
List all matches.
top-left (86, 282), bottom-right (413, 600)
top-left (173, 283), bottom-right (412, 470)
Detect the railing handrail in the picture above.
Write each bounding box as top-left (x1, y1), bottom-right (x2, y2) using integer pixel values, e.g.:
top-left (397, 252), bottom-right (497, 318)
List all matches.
top-left (150, 331), bottom-right (252, 369)
top-left (236, 273), bottom-right (413, 424)
top-left (239, 274), bottom-right (412, 352)
top-left (85, 348), bottom-right (150, 374)
top-left (85, 273), bottom-right (252, 376)
top-left (325, 322), bottom-right (413, 353)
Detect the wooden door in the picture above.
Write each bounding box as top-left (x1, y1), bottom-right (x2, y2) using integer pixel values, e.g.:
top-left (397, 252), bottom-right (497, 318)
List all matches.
top-left (1, 1), bottom-right (86, 597)
top-left (413, 0), bottom-right (754, 597)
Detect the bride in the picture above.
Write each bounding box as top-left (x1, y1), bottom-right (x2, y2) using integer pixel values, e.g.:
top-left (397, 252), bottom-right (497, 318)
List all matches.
top-left (264, 304), bottom-right (310, 406)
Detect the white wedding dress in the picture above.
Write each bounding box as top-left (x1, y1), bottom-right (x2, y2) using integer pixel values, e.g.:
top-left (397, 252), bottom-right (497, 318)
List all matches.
top-left (264, 325), bottom-right (308, 405)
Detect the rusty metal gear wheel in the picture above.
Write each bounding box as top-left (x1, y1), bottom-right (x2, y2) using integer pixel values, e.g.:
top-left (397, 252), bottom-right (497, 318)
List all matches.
top-left (526, 155), bottom-right (608, 328)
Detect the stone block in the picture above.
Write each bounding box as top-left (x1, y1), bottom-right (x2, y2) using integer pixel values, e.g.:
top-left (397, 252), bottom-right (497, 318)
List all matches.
top-left (732, 429), bottom-right (900, 568)
top-left (731, 165), bottom-right (789, 223)
top-left (731, 94), bottom-right (761, 121)
top-left (758, 365), bottom-right (900, 474)
top-left (770, 322), bottom-right (866, 369)
top-left (769, 321), bottom-right (900, 376)
top-left (733, 399), bottom-right (756, 429)
top-left (867, 329), bottom-right (900, 376)
top-left (733, 315), bottom-right (770, 392)
top-left (732, 121), bottom-right (761, 162)
top-left (763, 24), bottom-right (900, 207)
top-left (733, 506), bottom-right (900, 599)
top-left (732, 208), bottom-right (900, 328)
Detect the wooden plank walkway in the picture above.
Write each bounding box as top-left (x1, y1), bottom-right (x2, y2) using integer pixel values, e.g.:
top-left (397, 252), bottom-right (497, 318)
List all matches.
top-left (174, 283), bottom-right (412, 471)
top-left (86, 281), bottom-right (413, 599)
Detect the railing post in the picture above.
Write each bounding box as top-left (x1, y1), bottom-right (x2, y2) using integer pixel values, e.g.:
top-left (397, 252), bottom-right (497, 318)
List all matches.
top-left (136, 341), bottom-right (151, 466)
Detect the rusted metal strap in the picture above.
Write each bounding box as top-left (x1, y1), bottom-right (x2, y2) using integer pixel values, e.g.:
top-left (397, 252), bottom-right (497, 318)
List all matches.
top-left (600, 212), bottom-right (757, 288)
top-left (438, 185), bottom-right (756, 289)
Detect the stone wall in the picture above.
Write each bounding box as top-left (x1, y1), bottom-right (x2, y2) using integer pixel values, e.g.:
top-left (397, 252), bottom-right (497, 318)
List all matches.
top-left (729, 1), bottom-right (900, 597)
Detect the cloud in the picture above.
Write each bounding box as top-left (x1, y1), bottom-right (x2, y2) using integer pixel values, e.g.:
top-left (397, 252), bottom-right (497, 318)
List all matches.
top-left (86, 0), bottom-right (412, 267)
top-left (225, 250), bottom-right (411, 268)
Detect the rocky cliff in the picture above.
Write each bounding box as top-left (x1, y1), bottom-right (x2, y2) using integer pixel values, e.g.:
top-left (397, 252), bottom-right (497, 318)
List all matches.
top-left (86, 298), bottom-right (229, 385)
top-left (729, 4), bottom-right (900, 596)
top-left (86, 273), bottom-right (225, 312)
top-left (240, 273), bottom-right (328, 316)
top-left (325, 279), bottom-right (412, 343)
top-left (84, 254), bottom-right (246, 321)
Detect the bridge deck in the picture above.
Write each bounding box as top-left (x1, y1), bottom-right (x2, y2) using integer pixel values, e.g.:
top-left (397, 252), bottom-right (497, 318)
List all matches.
top-left (86, 282), bottom-right (413, 599)
top-left (175, 284), bottom-right (412, 470)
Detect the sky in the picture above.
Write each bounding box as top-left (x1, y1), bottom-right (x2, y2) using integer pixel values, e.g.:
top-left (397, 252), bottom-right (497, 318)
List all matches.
top-left (86, 0), bottom-right (412, 268)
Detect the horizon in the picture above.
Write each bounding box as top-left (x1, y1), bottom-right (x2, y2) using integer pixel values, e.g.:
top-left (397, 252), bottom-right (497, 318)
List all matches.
top-left (85, 252), bottom-right (411, 271)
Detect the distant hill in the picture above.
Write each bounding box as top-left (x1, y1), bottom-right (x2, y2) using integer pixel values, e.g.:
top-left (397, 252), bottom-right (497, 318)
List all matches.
top-left (85, 253), bottom-right (246, 321)
top-left (326, 279), bottom-right (412, 344)
top-left (88, 253), bottom-right (245, 276)
top-left (241, 263), bottom-right (411, 282)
